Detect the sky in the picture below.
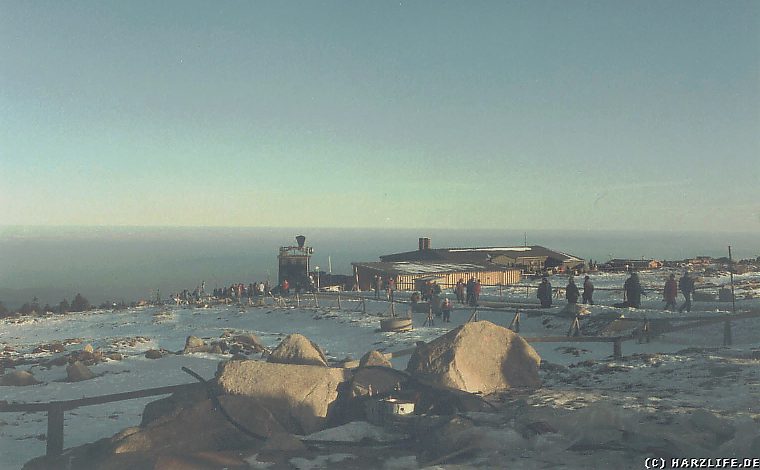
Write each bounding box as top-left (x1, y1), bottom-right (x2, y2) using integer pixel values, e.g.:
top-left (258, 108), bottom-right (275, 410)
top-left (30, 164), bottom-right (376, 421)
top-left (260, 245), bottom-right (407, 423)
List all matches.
top-left (1, 1), bottom-right (758, 231)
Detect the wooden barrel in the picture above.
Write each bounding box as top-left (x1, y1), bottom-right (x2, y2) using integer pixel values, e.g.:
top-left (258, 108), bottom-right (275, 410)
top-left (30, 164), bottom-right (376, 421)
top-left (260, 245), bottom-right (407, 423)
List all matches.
top-left (380, 318), bottom-right (413, 332)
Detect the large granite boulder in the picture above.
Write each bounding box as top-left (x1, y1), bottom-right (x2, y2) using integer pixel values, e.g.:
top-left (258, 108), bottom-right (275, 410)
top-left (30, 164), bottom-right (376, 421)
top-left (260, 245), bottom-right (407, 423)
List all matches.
top-left (267, 334), bottom-right (327, 367)
top-left (110, 395), bottom-right (285, 455)
top-left (406, 320), bottom-right (541, 394)
top-left (216, 360), bottom-right (350, 434)
top-left (182, 336), bottom-right (207, 354)
top-left (66, 361), bottom-right (96, 382)
top-left (1, 370), bottom-right (40, 386)
top-left (232, 333), bottom-right (267, 353)
top-left (359, 350), bottom-right (392, 368)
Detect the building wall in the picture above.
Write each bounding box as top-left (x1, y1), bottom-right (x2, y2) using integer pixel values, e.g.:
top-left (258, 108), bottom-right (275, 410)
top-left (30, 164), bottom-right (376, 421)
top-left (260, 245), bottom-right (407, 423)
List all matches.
top-left (353, 265), bottom-right (521, 291)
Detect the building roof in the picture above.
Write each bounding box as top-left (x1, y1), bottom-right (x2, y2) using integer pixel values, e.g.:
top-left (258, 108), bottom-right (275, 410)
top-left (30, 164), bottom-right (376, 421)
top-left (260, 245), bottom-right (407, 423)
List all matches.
top-left (378, 245), bottom-right (582, 264)
top-left (352, 261), bottom-right (518, 276)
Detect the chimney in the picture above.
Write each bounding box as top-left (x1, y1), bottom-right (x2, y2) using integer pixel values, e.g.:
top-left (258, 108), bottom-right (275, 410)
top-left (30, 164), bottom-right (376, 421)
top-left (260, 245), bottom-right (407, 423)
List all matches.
top-left (418, 237), bottom-right (431, 251)
top-left (295, 235), bottom-right (306, 248)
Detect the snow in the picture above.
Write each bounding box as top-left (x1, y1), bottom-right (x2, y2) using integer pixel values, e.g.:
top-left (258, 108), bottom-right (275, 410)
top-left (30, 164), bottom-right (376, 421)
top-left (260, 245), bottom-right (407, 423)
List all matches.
top-left (1, 269), bottom-right (759, 469)
top-left (301, 421), bottom-right (402, 443)
top-left (449, 247), bottom-right (533, 252)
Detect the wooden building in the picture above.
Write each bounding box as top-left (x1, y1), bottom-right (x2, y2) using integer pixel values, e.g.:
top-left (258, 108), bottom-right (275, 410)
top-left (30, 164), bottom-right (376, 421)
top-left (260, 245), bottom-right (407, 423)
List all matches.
top-left (352, 261), bottom-right (521, 292)
top-left (377, 238), bottom-right (584, 273)
top-left (602, 258), bottom-right (663, 271)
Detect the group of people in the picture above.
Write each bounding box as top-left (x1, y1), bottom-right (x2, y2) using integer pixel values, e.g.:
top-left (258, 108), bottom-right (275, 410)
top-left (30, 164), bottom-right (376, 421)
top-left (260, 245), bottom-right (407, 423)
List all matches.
top-left (454, 278), bottom-right (482, 306)
top-left (373, 275), bottom-right (396, 300)
top-left (537, 275), bottom-right (595, 308)
top-left (538, 271), bottom-right (697, 311)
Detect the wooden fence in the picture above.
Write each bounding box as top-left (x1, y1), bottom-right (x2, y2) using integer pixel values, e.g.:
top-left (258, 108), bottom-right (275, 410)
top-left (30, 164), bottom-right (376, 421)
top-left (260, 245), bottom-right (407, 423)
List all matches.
top-left (0, 383), bottom-right (196, 458)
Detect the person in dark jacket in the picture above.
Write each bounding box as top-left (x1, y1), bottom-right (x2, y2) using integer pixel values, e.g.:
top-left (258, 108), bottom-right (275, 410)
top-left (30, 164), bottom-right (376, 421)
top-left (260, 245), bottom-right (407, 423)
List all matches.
top-left (664, 274), bottom-right (678, 311)
top-left (678, 271), bottom-right (694, 313)
top-left (582, 276), bottom-right (594, 305)
top-left (537, 277), bottom-right (553, 308)
top-left (623, 272), bottom-right (645, 308)
top-left (565, 277), bottom-right (580, 305)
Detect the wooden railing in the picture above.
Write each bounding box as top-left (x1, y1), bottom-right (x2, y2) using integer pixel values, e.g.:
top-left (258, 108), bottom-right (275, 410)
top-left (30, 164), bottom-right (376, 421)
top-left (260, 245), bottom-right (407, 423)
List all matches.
top-left (0, 383), bottom-right (196, 458)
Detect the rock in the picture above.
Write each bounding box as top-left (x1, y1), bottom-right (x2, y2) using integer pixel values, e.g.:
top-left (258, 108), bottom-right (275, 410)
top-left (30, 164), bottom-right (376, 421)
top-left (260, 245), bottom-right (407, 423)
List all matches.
top-left (267, 334), bottom-right (328, 367)
top-left (46, 355), bottom-right (70, 367)
top-left (209, 341), bottom-right (226, 354)
top-left (183, 336), bottom-right (206, 354)
top-left (105, 352), bottom-right (123, 361)
top-left (260, 432), bottom-right (307, 452)
top-left (359, 350), bottom-right (392, 368)
top-left (232, 333), bottom-right (267, 353)
top-left (66, 361), bottom-right (95, 382)
top-left (154, 451), bottom-right (250, 470)
top-left (141, 383), bottom-right (207, 426)
top-left (145, 349), bottom-right (166, 359)
top-left (406, 320), bottom-right (541, 394)
top-left (83, 343), bottom-right (95, 354)
top-left (111, 395), bottom-right (285, 455)
top-left (216, 359), bottom-right (350, 434)
top-left (32, 342), bottom-right (65, 354)
top-left (689, 409), bottom-right (735, 443)
top-left (0, 370), bottom-right (40, 386)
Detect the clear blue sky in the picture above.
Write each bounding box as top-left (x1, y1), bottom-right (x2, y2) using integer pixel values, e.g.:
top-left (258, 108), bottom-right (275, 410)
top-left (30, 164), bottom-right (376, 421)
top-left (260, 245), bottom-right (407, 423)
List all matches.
top-left (1, 1), bottom-right (758, 231)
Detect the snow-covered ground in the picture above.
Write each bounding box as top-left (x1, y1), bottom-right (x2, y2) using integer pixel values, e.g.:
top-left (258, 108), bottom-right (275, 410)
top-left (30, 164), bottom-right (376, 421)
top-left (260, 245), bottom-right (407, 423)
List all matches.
top-left (1, 270), bottom-right (759, 469)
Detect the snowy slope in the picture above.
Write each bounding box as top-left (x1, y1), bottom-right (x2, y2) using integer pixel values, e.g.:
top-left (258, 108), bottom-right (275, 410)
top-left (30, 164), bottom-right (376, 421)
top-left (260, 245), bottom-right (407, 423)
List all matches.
top-left (1, 270), bottom-right (759, 469)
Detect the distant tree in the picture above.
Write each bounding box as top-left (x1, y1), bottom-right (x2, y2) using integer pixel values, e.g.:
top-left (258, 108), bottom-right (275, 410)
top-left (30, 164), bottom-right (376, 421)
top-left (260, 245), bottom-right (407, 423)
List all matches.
top-left (70, 293), bottom-right (90, 312)
top-left (18, 302), bottom-right (33, 315)
top-left (58, 298), bottom-right (70, 314)
top-left (42, 304), bottom-right (53, 314)
top-left (0, 301), bottom-right (8, 317)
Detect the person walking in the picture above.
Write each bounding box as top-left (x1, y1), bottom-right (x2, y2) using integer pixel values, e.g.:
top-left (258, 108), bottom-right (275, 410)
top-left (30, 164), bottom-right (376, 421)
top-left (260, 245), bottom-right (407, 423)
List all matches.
top-left (537, 277), bottom-right (553, 308)
top-left (441, 298), bottom-right (453, 323)
top-left (455, 279), bottom-right (465, 304)
top-left (465, 277), bottom-right (476, 306)
top-left (664, 274), bottom-right (678, 311)
top-left (582, 276), bottom-right (594, 305)
top-left (374, 275), bottom-right (382, 300)
top-left (623, 272), bottom-right (645, 308)
top-left (678, 271), bottom-right (694, 313)
top-left (565, 277), bottom-right (580, 305)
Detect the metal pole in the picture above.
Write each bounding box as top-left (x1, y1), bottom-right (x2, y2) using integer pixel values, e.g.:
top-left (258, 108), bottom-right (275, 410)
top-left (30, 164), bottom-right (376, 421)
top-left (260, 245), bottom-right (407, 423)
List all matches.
top-left (728, 246), bottom-right (736, 315)
top-left (46, 403), bottom-right (65, 457)
top-left (613, 339), bottom-right (622, 359)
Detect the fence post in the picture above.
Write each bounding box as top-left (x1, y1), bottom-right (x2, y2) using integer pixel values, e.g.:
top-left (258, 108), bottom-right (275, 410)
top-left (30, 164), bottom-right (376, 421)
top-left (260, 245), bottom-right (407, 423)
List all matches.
top-left (613, 339), bottom-right (622, 359)
top-left (337, 293), bottom-right (342, 310)
top-left (313, 292), bottom-right (319, 308)
top-left (362, 296), bottom-right (366, 314)
top-left (509, 309), bottom-right (520, 333)
top-left (567, 316), bottom-right (581, 337)
top-left (723, 320), bottom-right (732, 346)
top-left (296, 293), bottom-right (300, 308)
top-left (46, 403), bottom-right (65, 457)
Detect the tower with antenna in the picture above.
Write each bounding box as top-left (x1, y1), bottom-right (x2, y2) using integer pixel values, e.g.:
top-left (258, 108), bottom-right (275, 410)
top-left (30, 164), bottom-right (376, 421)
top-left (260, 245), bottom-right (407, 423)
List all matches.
top-left (277, 235), bottom-right (313, 286)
